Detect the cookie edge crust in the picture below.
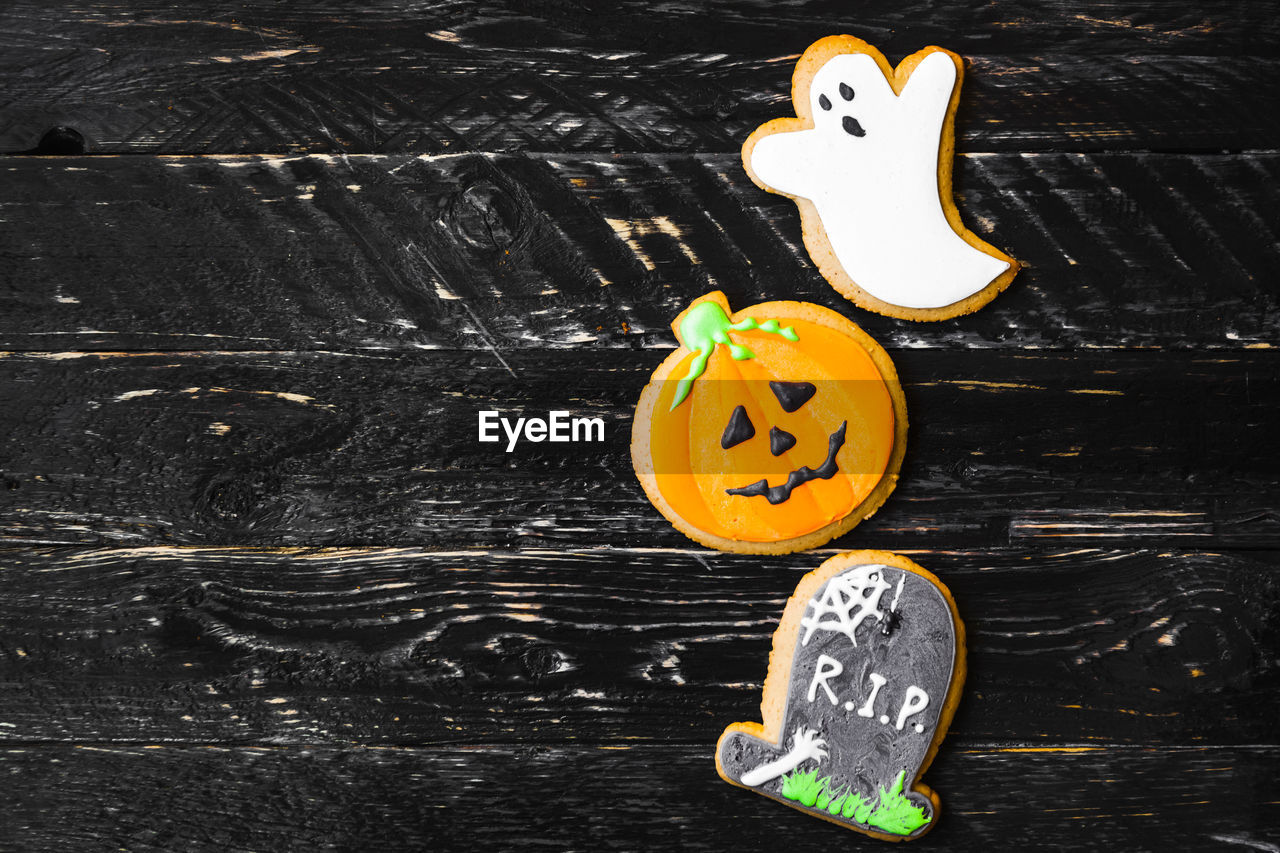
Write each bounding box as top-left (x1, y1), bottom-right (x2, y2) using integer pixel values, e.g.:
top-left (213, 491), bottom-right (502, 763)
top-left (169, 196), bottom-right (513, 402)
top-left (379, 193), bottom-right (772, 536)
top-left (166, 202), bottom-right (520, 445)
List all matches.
top-left (630, 295), bottom-right (907, 555)
top-left (714, 550), bottom-right (968, 841)
top-left (741, 35), bottom-right (1021, 322)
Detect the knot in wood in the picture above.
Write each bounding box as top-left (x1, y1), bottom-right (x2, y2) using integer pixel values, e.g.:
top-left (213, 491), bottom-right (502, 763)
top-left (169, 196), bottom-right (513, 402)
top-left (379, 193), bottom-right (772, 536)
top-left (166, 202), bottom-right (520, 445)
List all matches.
top-left (520, 646), bottom-right (560, 681)
top-left (32, 126), bottom-right (86, 156)
top-left (447, 181), bottom-right (522, 251)
top-left (194, 469), bottom-right (282, 535)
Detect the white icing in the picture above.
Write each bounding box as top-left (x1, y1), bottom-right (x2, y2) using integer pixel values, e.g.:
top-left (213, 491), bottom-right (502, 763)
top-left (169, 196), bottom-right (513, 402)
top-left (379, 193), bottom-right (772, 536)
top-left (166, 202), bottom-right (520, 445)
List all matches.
top-left (750, 50), bottom-right (1010, 309)
top-left (895, 685), bottom-right (930, 731)
top-left (807, 653), bottom-right (844, 705)
top-left (856, 672), bottom-right (888, 718)
top-left (740, 726), bottom-right (828, 787)
top-left (800, 564), bottom-right (891, 647)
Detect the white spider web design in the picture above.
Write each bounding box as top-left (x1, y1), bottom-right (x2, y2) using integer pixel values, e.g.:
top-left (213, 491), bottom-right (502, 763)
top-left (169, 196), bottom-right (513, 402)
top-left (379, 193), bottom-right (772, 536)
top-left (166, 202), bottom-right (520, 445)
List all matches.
top-left (799, 565), bottom-right (894, 647)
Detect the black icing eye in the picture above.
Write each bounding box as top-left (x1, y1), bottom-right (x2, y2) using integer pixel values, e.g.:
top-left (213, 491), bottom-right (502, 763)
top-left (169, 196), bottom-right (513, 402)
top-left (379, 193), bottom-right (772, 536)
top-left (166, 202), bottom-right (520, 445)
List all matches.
top-left (721, 405), bottom-right (755, 449)
top-left (839, 82), bottom-right (855, 101)
top-left (818, 93), bottom-right (832, 111)
top-left (842, 116), bottom-right (866, 137)
top-left (769, 381), bottom-right (816, 413)
top-left (769, 427), bottom-right (797, 457)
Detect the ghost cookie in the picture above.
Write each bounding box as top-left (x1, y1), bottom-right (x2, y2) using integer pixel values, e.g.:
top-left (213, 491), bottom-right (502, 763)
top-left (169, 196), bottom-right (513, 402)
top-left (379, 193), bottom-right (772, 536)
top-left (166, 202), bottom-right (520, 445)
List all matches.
top-left (716, 551), bottom-right (966, 840)
top-left (744, 35), bottom-right (1019, 321)
top-left (631, 291), bottom-right (906, 554)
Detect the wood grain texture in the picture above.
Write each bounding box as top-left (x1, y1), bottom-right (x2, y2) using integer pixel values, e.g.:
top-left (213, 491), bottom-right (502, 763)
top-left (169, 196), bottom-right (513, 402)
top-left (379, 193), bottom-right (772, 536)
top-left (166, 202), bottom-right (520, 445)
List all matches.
top-left (4, 743), bottom-right (1277, 852)
top-left (0, 547), bottom-right (1276, 746)
top-left (2, 2), bottom-right (1279, 156)
top-left (2, 152), bottom-right (1278, 352)
top-left (1, 349), bottom-right (1277, 548)
top-left (5, 0), bottom-right (1277, 60)
top-left (5, 27), bottom-right (1278, 156)
top-left (2, 3), bottom-right (1277, 850)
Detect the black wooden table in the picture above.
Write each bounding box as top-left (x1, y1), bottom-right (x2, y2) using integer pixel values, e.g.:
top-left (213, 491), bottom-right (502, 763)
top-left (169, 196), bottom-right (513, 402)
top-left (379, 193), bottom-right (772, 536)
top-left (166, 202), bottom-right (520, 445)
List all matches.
top-left (1, 3), bottom-right (1277, 851)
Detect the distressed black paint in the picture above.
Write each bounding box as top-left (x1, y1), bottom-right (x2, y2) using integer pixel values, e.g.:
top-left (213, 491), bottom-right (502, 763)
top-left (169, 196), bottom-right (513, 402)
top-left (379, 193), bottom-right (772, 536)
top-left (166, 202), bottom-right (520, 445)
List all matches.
top-left (2, 8), bottom-right (1279, 155)
top-left (0, 548), bottom-right (1274, 746)
top-left (0, 1), bottom-right (1276, 850)
top-left (4, 744), bottom-right (1277, 851)
top-left (1, 153), bottom-right (1277, 352)
top-left (2, 349), bottom-right (1277, 547)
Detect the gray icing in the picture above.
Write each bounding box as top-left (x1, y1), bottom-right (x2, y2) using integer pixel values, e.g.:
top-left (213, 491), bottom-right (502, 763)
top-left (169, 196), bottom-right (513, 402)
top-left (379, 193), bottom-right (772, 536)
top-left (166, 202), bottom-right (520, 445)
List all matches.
top-left (717, 563), bottom-right (958, 838)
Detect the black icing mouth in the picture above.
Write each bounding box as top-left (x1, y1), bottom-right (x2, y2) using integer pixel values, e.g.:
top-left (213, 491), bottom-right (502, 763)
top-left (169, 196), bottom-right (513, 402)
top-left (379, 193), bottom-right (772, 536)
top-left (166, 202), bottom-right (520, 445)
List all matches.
top-left (725, 421), bottom-right (847, 505)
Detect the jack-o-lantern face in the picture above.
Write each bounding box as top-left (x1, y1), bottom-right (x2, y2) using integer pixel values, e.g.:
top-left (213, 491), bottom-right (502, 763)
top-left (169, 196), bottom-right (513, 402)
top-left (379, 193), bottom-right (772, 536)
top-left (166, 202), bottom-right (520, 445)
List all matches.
top-left (631, 292), bottom-right (906, 554)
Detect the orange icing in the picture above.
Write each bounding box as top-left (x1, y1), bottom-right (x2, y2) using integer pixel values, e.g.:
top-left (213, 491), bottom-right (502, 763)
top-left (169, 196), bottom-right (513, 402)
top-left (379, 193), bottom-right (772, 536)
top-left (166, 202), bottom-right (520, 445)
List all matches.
top-left (645, 302), bottom-right (895, 543)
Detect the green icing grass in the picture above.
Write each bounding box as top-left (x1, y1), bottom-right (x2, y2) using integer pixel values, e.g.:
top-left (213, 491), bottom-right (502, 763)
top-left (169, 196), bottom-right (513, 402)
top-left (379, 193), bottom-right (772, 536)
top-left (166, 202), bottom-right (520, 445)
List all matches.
top-left (815, 784), bottom-right (833, 811)
top-left (841, 790), bottom-right (874, 824)
top-left (868, 771), bottom-right (931, 836)
top-left (778, 767), bottom-right (826, 807)
top-left (777, 768), bottom-right (929, 836)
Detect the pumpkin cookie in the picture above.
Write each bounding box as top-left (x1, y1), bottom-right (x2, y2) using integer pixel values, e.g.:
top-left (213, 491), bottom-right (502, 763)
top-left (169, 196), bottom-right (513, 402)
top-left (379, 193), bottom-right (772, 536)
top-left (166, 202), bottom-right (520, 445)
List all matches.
top-left (716, 551), bottom-right (965, 840)
top-left (743, 35), bottom-right (1019, 321)
top-left (631, 291), bottom-right (906, 554)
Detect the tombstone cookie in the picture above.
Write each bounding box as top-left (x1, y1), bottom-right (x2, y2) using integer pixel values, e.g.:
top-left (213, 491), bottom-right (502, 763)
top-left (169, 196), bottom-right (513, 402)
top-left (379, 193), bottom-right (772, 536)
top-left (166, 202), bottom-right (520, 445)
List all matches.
top-left (631, 292), bottom-right (906, 554)
top-left (716, 551), bottom-right (965, 840)
top-left (743, 35), bottom-right (1019, 321)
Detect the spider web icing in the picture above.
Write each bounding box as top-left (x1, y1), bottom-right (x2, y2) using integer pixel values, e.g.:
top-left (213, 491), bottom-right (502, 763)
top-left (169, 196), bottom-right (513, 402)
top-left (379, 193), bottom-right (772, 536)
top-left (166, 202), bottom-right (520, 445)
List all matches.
top-left (799, 565), bottom-right (894, 647)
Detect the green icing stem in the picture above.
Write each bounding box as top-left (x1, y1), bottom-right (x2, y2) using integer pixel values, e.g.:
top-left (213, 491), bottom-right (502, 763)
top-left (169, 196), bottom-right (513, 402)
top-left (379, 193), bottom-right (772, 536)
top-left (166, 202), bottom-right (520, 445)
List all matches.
top-left (670, 301), bottom-right (799, 410)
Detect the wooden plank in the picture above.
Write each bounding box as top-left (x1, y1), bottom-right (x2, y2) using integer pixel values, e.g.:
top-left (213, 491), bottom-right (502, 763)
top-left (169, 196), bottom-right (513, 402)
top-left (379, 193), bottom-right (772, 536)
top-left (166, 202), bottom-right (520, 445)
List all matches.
top-left (5, 43), bottom-right (1278, 155)
top-left (3, 743), bottom-right (1276, 850)
top-left (1, 348), bottom-right (1278, 548)
top-left (1, 153), bottom-right (1278, 352)
top-left (3, 2), bottom-right (1279, 157)
top-left (0, 547), bottom-right (1275, 746)
top-left (4, 0), bottom-right (1277, 64)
